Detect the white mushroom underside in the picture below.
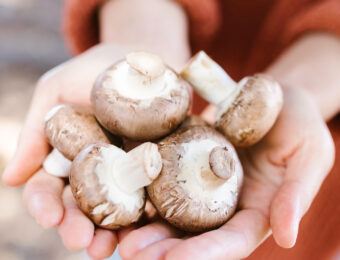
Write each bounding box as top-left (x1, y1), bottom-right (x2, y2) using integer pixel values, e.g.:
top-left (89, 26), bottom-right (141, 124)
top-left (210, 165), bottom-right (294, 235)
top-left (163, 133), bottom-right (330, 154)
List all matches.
top-left (103, 61), bottom-right (179, 107)
top-left (94, 146), bottom-right (144, 219)
top-left (178, 140), bottom-right (238, 211)
top-left (43, 148), bottom-right (72, 177)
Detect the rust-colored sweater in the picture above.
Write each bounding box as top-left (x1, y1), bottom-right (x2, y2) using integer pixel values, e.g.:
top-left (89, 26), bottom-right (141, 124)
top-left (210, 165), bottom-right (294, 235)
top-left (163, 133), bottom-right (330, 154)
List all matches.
top-left (62, 0), bottom-right (340, 259)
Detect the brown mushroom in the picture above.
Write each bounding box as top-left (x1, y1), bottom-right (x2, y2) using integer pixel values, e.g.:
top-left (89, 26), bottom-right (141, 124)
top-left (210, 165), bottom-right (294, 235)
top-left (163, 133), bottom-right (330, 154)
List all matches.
top-left (43, 104), bottom-right (121, 177)
top-left (179, 115), bottom-right (209, 128)
top-left (91, 51), bottom-right (191, 141)
top-left (70, 142), bottom-right (162, 229)
top-left (147, 126), bottom-right (243, 232)
top-left (181, 51), bottom-right (283, 147)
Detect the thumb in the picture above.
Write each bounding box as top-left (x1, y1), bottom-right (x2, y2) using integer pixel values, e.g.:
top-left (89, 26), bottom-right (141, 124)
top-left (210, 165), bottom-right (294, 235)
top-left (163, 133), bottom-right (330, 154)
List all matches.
top-left (2, 85), bottom-right (58, 186)
top-left (270, 124), bottom-right (335, 248)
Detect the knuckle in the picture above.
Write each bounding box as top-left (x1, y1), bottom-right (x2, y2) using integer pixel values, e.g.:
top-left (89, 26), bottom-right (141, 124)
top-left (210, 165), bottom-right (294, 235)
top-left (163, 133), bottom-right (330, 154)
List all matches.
top-left (36, 65), bottom-right (63, 91)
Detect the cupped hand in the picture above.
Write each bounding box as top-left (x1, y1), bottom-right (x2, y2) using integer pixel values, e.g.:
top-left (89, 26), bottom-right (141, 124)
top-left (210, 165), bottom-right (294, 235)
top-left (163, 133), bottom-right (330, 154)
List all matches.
top-left (2, 43), bottom-right (135, 259)
top-left (117, 87), bottom-right (335, 260)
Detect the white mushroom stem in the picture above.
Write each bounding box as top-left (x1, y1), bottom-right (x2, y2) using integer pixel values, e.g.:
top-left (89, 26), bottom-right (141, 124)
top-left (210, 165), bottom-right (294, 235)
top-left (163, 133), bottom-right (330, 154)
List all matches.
top-left (115, 142), bottom-right (162, 193)
top-left (181, 51), bottom-right (240, 105)
top-left (43, 148), bottom-right (72, 177)
top-left (209, 146), bottom-right (235, 180)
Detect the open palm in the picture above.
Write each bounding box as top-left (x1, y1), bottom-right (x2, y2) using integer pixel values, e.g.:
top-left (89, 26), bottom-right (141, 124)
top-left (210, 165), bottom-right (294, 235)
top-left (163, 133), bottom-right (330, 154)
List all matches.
top-left (117, 87), bottom-right (335, 260)
top-left (2, 41), bottom-right (334, 260)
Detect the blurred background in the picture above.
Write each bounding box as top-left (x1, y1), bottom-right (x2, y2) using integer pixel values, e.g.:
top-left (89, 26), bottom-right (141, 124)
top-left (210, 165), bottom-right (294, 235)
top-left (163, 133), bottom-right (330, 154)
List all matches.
top-left (0, 0), bottom-right (84, 259)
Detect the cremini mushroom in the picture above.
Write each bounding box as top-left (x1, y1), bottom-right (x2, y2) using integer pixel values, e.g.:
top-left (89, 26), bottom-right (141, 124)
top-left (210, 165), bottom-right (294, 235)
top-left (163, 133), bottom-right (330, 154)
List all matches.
top-left (43, 104), bottom-right (121, 177)
top-left (179, 115), bottom-right (209, 128)
top-left (70, 142), bottom-right (162, 229)
top-left (91, 51), bottom-right (191, 141)
top-left (147, 126), bottom-right (243, 232)
top-left (181, 51), bottom-right (283, 147)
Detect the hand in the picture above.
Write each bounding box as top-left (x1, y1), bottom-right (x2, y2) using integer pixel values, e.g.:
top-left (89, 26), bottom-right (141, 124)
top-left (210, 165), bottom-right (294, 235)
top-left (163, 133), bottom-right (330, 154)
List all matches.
top-left (2, 43), bottom-right (136, 259)
top-left (117, 87), bottom-right (335, 260)
top-left (2, 1), bottom-right (190, 256)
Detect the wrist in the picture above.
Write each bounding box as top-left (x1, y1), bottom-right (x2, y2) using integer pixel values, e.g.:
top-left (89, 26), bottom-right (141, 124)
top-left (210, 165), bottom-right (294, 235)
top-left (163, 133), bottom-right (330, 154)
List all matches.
top-left (99, 0), bottom-right (190, 70)
top-left (266, 33), bottom-right (340, 121)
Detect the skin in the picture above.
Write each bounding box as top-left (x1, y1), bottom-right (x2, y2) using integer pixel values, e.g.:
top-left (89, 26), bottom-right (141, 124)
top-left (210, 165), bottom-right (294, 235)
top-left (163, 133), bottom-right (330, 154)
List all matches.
top-left (3, 1), bottom-right (189, 258)
top-left (2, 0), bottom-right (340, 259)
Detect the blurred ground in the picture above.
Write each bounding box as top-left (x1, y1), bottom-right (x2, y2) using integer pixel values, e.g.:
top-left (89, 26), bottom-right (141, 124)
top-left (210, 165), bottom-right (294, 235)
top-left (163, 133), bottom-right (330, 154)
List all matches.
top-left (0, 0), bottom-right (84, 259)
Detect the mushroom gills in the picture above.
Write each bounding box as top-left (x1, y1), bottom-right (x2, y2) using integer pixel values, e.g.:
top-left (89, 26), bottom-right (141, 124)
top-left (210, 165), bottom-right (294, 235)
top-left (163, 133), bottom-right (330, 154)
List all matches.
top-left (178, 139), bottom-right (238, 212)
top-left (94, 145), bottom-right (145, 214)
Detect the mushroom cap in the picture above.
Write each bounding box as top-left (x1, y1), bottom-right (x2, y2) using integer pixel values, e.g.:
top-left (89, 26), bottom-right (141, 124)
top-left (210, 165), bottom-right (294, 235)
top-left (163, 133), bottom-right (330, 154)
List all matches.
top-left (44, 104), bottom-right (120, 160)
top-left (147, 126), bottom-right (243, 232)
top-left (179, 115), bottom-right (209, 128)
top-left (216, 74), bottom-right (283, 147)
top-left (69, 144), bottom-right (145, 230)
top-left (91, 52), bottom-right (191, 141)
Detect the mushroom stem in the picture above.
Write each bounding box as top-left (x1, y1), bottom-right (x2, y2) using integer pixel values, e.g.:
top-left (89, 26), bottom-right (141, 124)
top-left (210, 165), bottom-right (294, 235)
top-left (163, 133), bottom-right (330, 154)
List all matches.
top-left (209, 146), bottom-right (235, 180)
top-left (43, 148), bottom-right (72, 177)
top-left (115, 142), bottom-right (162, 193)
top-left (181, 51), bottom-right (239, 105)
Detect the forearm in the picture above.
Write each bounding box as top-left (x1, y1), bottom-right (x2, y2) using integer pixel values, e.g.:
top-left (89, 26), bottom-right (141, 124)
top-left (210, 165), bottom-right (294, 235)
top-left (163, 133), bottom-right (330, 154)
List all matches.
top-left (99, 0), bottom-right (190, 70)
top-left (266, 33), bottom-right (340, 121)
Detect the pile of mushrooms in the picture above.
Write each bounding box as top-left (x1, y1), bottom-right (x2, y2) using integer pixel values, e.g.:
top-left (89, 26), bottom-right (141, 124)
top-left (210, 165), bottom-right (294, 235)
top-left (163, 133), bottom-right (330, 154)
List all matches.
top-left (41, 51), bottom-right (282, 231)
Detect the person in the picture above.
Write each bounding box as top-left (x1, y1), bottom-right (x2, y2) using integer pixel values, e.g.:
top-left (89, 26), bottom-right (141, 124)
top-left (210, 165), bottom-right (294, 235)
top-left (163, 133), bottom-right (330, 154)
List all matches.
top-left (3, 0), bottom-right (340, 259)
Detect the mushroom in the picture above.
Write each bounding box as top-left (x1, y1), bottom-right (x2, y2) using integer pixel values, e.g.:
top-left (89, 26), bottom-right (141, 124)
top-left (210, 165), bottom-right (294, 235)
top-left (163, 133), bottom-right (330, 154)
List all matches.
top-left (69, 142), bottom-right (162, 229)
top-left (147, 126), bottom-right (243, 232)
top-left (43, 104), bottom-right (121, 177)
top-left (43, 148), bottom-right (72, 178)
top-left (179, 115), bottom-right (209, 128)
top-left (181, 51), bottom-right (283, 147)
top-left (91, 51), bottom-right (191, 141)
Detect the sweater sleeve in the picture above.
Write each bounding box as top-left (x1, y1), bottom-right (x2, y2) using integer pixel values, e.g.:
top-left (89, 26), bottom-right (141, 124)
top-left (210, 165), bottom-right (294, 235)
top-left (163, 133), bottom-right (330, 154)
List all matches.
top-left (281, 0), bottom-right (340, 48)
top-left (62, 0), bottom-right (221, 55)
top-left (245, 0), bottom-right (340, 75)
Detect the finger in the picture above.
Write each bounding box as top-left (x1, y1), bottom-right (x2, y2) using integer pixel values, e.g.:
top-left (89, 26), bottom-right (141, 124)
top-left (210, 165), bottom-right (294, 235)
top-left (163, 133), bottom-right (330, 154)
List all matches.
top-left (117, 199), bottom-right (158, 243)
top-left (200, 104), bottom-right (217, 124)
top-left (2, 85), bottom-right (59, 186)
top-left (270, 119), bottom-right (335, 248)
top-left (87, 229), bottom-right (117, 260)
top-left (270, 180), bottom-right (301, 248)
top-left (134, 239), bottom-right (182, 260)
top-left (119, 221), bottom-right (181, 260)
top-left (270, 136), bottom-right (334, 248)
top-left (117, 225), bottom-right (139, 242)
top-left (58, 186), bottom-right (94, 251)
top-left (166, 209), bottom-right (270, 260)
top-left (23, 169), bottom-right (65, 228)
